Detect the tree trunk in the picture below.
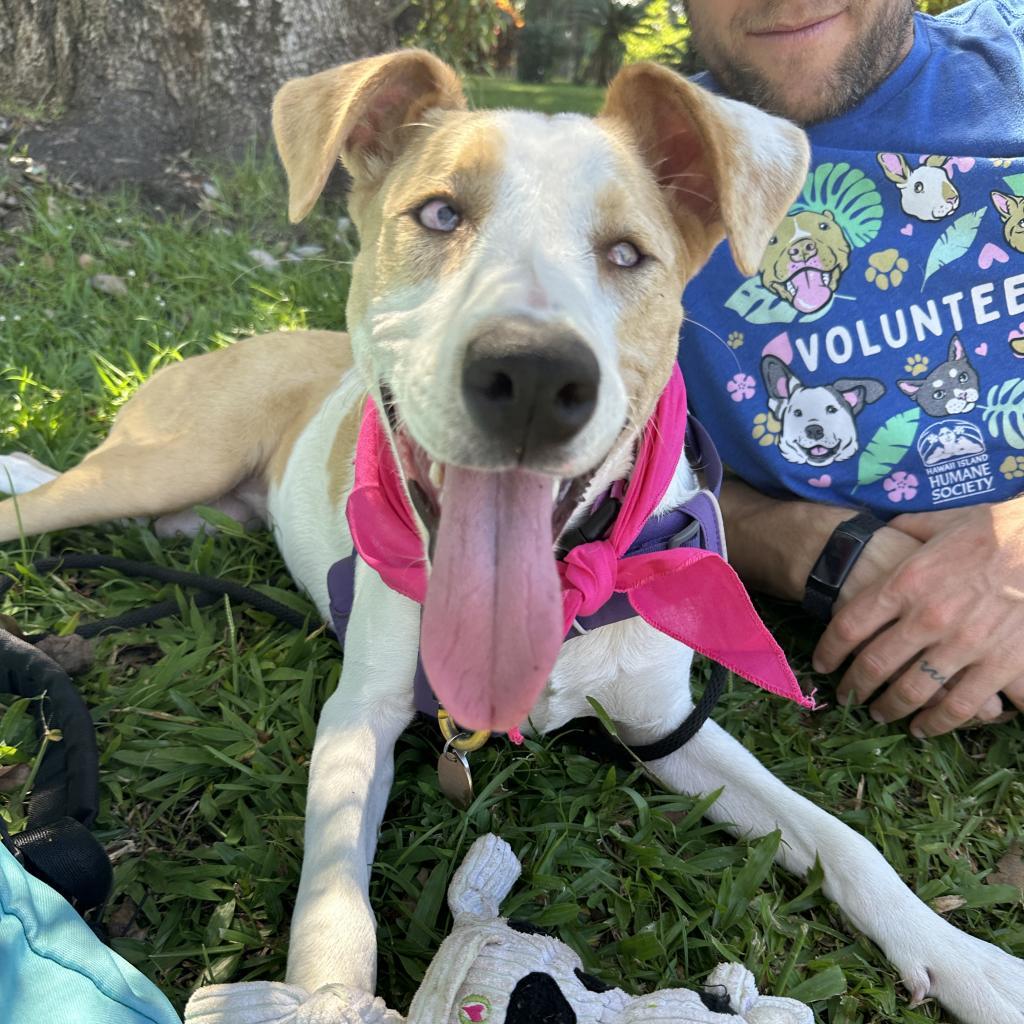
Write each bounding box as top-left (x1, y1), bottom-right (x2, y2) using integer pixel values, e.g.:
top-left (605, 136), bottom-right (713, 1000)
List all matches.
top-left (0, 0), bottom-right (396, 188)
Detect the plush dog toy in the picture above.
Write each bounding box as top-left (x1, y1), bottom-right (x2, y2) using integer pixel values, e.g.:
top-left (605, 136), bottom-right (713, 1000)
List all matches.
top-left (185, 835), bottom-right (813, 1024)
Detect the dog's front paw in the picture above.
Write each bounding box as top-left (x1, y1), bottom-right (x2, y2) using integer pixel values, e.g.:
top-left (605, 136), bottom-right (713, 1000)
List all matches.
top-left (896, 925), bottom-right (1024, 1024)
top-left (184, 980), bottom-right (403, 1024)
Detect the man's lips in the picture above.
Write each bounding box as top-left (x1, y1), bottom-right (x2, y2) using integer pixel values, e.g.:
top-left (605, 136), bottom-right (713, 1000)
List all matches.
top-left (747, 11), bottom-right (845, 41)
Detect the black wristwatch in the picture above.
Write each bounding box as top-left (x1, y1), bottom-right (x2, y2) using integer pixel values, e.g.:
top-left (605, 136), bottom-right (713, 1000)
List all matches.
top-left (802, 512), bottom-right (887, 623)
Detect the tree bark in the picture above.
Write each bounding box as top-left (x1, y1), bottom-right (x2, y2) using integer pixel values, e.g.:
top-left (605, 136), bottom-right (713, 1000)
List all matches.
top-left (0, 0), bottom-right (396, 188)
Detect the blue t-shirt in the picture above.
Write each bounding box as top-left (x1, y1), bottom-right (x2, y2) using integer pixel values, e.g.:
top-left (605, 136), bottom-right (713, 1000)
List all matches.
top-left (679, 0), bottom-right (1024, 516)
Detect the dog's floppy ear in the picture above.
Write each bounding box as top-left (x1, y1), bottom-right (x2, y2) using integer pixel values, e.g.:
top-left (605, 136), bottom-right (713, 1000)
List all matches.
top-left (761, 355), bottom-right (801, 405)
top-left (600, 64), bottom-right (809, 276)
top-left (833, 378), bottom-right (885, 416)
top-left (272, 49), bottom-right (466, 223)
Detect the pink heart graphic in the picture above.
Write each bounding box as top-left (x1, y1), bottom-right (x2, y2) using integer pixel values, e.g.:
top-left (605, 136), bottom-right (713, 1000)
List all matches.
top-left (979, 242), bottom-right (1009, 270)
top-left (808, 475), bottom-right (832, 488)
top-left (900, 223), bottom-right (914, 237)
top-left (761, 332), bottom-right (793, 363)
top-left (462, 1005), bottom-right (486, 1023)
top-left (975, 342), bottom-right (988, 356)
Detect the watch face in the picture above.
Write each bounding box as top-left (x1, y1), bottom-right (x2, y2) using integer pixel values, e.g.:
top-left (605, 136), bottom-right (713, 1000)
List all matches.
top-left (815, 528), bottom-right (867, 587)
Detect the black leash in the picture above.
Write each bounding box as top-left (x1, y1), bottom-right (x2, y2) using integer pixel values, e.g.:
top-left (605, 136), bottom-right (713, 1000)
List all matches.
top-left (0, 554), bottom-right (311, 639)
top-left (557, 661), bottom-right (730, 765)
top-left (0, 553), bottom-right (315, 922)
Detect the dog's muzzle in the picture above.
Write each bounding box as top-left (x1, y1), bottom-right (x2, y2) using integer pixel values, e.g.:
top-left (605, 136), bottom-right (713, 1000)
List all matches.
top-left (461, 317), bottom-right (599, 465)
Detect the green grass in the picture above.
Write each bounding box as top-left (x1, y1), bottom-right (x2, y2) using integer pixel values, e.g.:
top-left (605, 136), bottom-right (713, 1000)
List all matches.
top-left (465, 74), bottom-right (604, 115)
top-left (2, 83), bottom-right (1023, 1023)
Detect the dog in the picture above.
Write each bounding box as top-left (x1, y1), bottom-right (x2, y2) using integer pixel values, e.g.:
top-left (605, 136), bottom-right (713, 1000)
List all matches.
top-left (3, 50), bottom-right (1023, 1024)
top-left (758, 210), bottom-right (851, 314)
top-left (991, 190), bottom-right (1024, 254)
top-left (761, 355), bottom-right (885, 466)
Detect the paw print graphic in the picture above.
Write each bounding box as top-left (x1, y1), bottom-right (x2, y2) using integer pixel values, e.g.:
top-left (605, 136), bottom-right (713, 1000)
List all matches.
top-left (903, 354), bottom-right (929, 376)
top-left (727, 331), bottom-right (744, 349)
top-left (751, 412), bottom-right (781, 447)
top-left (1000, 455), bottom-right (1024, 480)
top-left (865, 248), bottom-right (910, 290)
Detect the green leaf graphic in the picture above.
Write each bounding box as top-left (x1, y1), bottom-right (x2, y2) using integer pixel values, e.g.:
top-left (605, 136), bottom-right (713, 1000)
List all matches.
top-left (724, 276), bottom-right (799, 325)
top-left (922, 207), bottom-right (987, 289)
top-left (856, 407), bottom-right (921, 487)
top-left (791, 162), bottom-right (883, 248)
top-left (982, 378), bottom-right (1024, 449)
top-left (1002, 172), bottom-right (1024, 197)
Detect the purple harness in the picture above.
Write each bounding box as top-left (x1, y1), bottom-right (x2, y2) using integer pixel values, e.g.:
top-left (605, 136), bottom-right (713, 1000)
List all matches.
top-left (327, 417), bottom-right (725, 718)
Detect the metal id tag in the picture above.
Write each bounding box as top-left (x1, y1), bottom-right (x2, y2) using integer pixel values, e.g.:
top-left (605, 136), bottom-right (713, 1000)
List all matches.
top-left (437, 739), bottom-right (474, 808)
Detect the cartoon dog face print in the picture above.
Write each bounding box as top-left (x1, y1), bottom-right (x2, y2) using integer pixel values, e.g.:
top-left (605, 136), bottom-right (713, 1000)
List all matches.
top-left (761, 355), bottom-right (886, 466)
top-left (897, 336), bottom-right (980, 417)
top-left (759, 210), bottom-right (852, 315)
top-left (877, 153), bottom-right (960, 221)
top-left (991, 191), bottom-right (1024, 253)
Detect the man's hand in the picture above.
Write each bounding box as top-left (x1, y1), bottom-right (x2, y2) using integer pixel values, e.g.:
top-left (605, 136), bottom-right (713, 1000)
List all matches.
top-left (814, 500), bottom-right (1024, 736)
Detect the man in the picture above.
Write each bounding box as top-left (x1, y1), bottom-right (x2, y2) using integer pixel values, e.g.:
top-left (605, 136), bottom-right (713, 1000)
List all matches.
top-left (678, 0), bottom-right (1024, 736)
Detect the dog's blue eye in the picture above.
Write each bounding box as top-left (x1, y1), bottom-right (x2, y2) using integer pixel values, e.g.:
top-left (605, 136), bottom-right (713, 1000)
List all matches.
top-left (417, 199), bottom-right (460, 233)
top-left (607, 241), bottom-right (642, 268)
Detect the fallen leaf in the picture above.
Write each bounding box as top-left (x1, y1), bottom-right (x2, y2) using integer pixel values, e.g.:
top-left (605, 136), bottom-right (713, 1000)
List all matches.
top-left (248, 248), bottom-right (280, 272)
top-left (0, 764), bottom-right (30, 793)
top-left (987, 842), bottom-right (1024, 893)
top-left (931, 895), bottom-right (967, 915)
top-left (89, 273), bottom-right (128, 297)
top-left (35, 633), bottom-right (95, 676)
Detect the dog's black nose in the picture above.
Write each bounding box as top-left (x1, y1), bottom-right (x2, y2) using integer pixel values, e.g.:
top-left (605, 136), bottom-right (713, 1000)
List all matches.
top-left (462, 318), bottom-right (599, 460)
top-left (805, 423), bottom-right (825, 440)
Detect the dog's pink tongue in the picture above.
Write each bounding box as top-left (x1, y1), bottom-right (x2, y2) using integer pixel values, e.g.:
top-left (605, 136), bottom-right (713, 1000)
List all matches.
top-left (420, 465), bottom-right (563, 733)
top-left (789, 268), bottom-right (832, 313)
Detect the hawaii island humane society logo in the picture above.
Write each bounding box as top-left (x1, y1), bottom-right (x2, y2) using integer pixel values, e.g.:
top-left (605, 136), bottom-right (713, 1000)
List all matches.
top-left (916, 420), bottom-right (994, 504)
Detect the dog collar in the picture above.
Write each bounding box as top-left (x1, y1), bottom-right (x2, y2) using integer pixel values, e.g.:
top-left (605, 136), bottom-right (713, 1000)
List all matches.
top-left (328, 365), bottom-right (814, 724)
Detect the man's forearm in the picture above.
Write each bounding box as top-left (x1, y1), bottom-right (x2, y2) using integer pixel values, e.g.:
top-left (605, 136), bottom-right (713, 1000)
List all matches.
top-left (719, 477), bottom-right (857, 601)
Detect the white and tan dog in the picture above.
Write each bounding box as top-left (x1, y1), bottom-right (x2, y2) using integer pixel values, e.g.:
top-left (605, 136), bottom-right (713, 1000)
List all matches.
top-left (3, 51), bottom-right (1023, 1024)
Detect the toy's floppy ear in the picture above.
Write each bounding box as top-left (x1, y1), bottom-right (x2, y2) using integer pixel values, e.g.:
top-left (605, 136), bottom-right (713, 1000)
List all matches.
top-left (272, 49), bottom-right (465, 222)
top-left (600, 63), bottom-right (809, 276)
top-left (448, 834), bottom-right (522, 922)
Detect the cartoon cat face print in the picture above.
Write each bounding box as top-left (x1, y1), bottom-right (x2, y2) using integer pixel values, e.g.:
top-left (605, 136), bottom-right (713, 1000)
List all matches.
top-left (897, 336), bottom-right (980, 416)
top-left (761, 355), bottom-right (886, 466)
top-left (877, 153), bottom-right (960, 221)
top-left (758, 210), bottom-right (852, 315)
top-left (991, 191), bottom-right (1024, 254)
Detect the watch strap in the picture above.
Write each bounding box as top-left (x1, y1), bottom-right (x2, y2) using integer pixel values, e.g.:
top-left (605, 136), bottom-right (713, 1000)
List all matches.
top-left (802, 512), bottom-right (887, 623)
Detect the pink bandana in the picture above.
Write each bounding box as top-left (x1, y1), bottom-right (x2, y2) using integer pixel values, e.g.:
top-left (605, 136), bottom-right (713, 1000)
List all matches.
top-left (346, 366), bottom-right (814, 719)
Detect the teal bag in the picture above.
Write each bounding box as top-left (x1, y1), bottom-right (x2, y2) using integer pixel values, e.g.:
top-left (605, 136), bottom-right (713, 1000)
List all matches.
top-left (0, 841), bottom-right (181, 1023)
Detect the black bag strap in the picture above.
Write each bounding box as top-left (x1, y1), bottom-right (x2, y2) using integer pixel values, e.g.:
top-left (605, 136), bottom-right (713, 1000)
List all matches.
top-left (0, 628), bottom-right (112, 914)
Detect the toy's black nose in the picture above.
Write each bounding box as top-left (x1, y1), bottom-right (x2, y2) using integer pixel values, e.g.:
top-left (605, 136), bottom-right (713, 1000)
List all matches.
top-left (505, 972), bottom-right (576, 1024)
top-left (462, 317), bottom-right (599, 463)
top-left (805, 423), bottom-right (825, 440)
